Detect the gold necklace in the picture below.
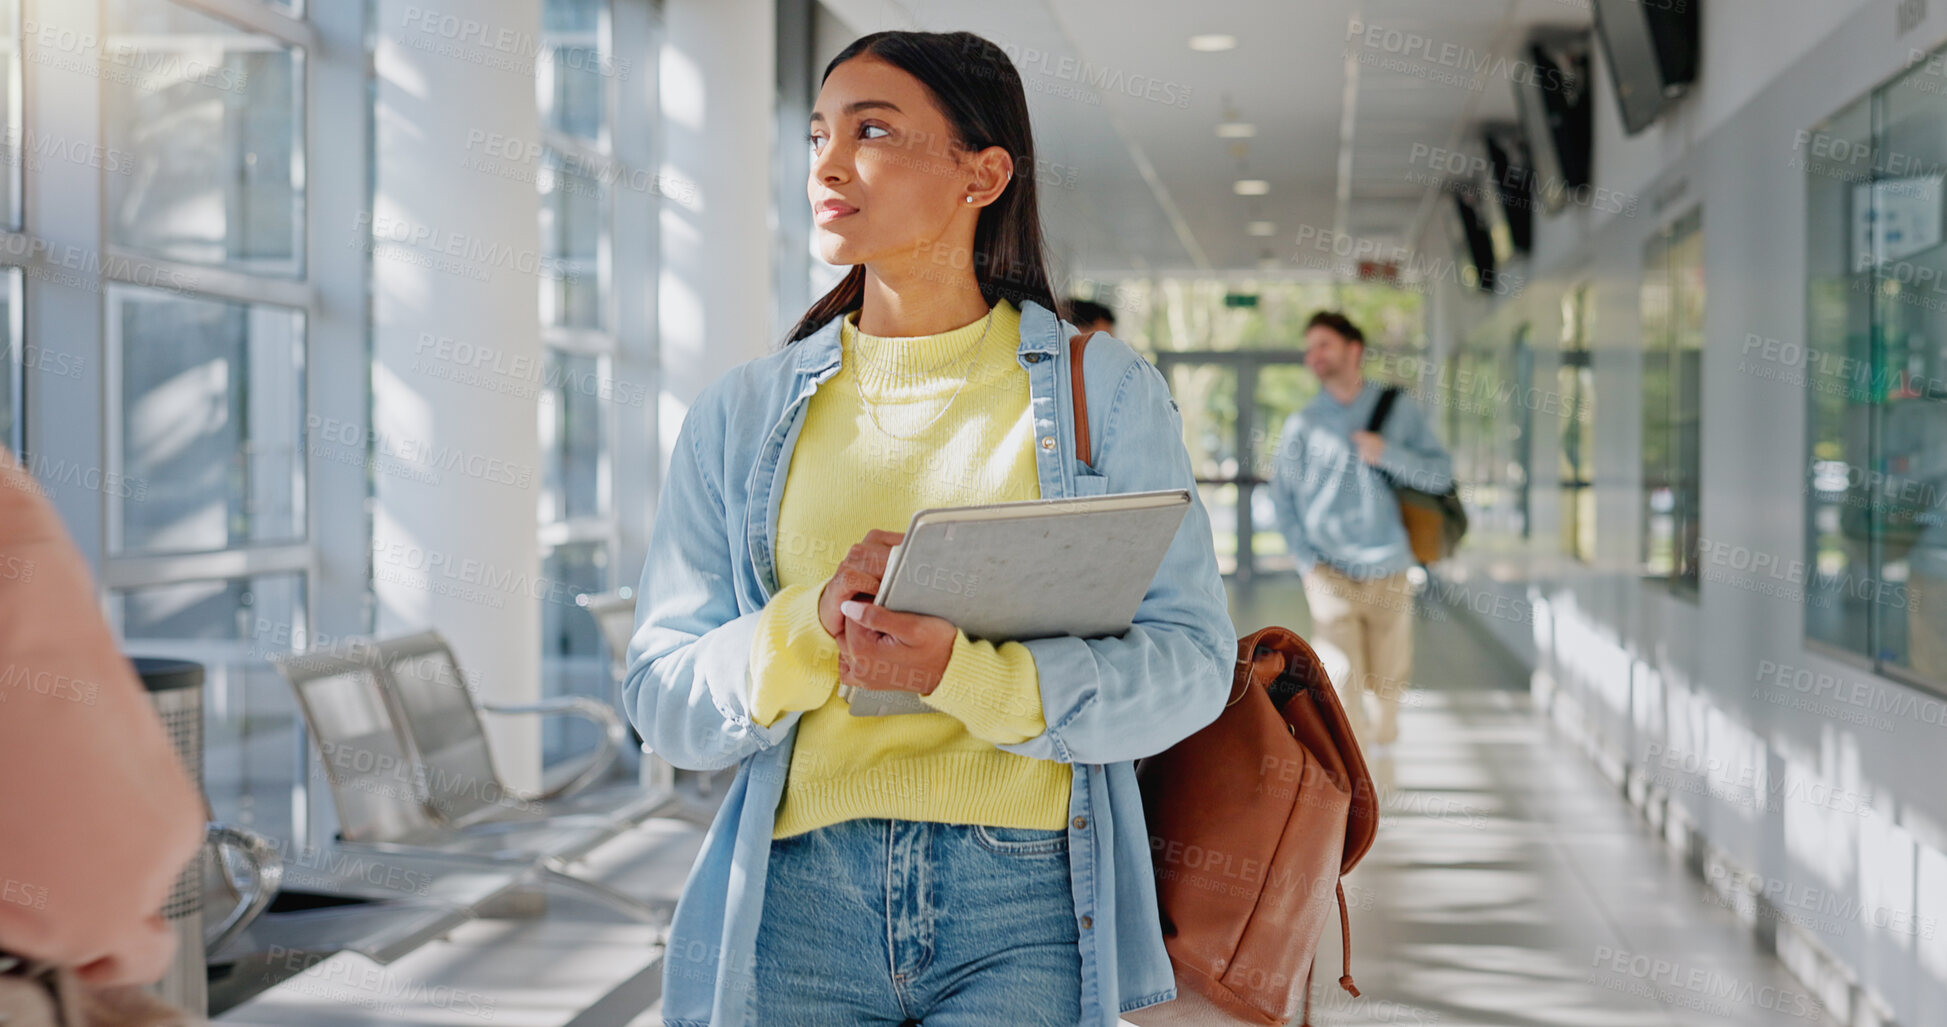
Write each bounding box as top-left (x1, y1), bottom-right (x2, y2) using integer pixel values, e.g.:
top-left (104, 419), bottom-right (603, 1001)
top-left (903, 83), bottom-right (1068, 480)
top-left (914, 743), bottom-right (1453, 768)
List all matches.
top-left (850, 308), bottom-right (995, 440)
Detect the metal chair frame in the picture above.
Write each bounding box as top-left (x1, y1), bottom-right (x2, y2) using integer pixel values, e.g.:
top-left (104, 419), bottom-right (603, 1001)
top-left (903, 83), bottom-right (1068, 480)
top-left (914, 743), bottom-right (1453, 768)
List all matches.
top-left (273, 640), bottom-right (671, 925)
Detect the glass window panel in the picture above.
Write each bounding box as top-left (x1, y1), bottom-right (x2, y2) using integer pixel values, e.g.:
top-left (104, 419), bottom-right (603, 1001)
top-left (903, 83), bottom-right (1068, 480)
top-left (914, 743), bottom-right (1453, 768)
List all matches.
top-left (540, 541), bottom-right (609, 763)
top-left (1877, 65), bottom-right (1947, 681)
top-left (1251, 363), bottom-right (1318, 575)
top-left (1250, 363), bottom-right (1319, 483)
top-left (539, 150), bottom-right (608, 329)
top-left (104, 0), bottom-right (304, 277)
top-left (1511, 325), bottom-right (1534, 539)
top-left (1200, 482), bottom-right (1240, 577)
top-left (0, 266), bottom-right (18, 454)
top-left (1166, 362), bottom-right (1237, 572)
top-left (539, 350), bottom-right (607, 523)
top-left (110, 571), bottom-right (306, 838)
top-left (1670, 214), bottom-right (1705, 590)
top-left (111, 286), bottom-right (305, 555)
top-left (0, 337), bottom-right (10, 454)
top-left (1167, 362), bottom-right (1237, 482)
top-left (1641, 211), bottom-right (1703, 590)
top-left (1559, 286), bottom-right (1596, 562)
top-left (1805, 93), bottom-right (1876, 657)
top-left (1642, 231), bottom-right (1675, 578)
top-left (1448, 344), bottom-right (1517, 535)
top-left (541, 0), bottom-right (608, 141)
top-left (0, 0), bottom-right (20, 231)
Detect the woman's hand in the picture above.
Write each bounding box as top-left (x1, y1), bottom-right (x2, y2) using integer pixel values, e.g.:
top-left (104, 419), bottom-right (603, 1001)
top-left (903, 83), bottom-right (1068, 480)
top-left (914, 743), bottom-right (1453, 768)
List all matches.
top-left (836, 599), bottom-right (957, 696)
top-left (817, 529), bottom-right (903, 639)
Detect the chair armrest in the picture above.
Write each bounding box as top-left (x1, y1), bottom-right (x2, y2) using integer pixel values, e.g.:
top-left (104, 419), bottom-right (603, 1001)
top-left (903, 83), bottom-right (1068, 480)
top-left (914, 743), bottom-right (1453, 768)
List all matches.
top-left (480, 697), bottom-right (624, 802)
top-left (206, 822), bottom-right (284, 958)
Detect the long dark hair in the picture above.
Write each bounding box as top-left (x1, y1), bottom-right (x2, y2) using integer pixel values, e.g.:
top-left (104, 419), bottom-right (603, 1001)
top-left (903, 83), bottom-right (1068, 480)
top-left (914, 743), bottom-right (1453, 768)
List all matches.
top-left (785, 31), bottom-right (1060, 344)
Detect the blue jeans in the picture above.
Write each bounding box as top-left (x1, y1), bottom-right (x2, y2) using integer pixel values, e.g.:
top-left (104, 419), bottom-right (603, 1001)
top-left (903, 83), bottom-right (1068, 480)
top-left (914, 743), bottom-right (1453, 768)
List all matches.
top-left (755, 817), bottom-right (1083, 1025)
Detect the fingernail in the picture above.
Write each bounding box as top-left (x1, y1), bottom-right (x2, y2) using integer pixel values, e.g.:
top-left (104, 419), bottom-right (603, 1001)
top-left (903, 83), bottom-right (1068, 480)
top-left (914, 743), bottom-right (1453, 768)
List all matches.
top-left (840, 600), bottom-right (865, 619)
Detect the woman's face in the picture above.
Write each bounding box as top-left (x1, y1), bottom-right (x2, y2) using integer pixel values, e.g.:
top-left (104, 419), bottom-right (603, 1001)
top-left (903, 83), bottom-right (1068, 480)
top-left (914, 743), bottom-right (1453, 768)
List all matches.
top-left (807, 56), bottom-right (1008, 271)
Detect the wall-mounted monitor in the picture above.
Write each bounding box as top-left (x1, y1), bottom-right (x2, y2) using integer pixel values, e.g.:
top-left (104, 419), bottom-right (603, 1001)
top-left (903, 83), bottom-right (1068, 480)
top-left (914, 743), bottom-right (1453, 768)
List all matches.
top-left (1514, 32), bottom-right (1594, 216)
top-left (1591, 0), bottom-right (1701, 135)
top-left (1482, 125), bottom-right (1535, 255)
top-left (1448, 186), bottom-right (1498, 294)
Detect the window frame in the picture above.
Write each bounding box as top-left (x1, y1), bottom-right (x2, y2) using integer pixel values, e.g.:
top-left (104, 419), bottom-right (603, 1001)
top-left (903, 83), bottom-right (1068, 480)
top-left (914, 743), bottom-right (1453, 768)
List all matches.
top-left (7, 0), bottom-right (370, 847)
top-left (535, 0), bottom-right (662, 763)
top-left (1640, 206), bottom-right (1704, 597)
top-left (1801, 55), bottom-right (1947, 698)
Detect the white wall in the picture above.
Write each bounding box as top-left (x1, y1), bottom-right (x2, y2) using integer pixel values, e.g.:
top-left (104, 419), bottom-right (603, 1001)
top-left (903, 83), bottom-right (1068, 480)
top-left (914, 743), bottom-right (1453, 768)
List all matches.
top-left (371, 0), bottom-right (546, 789)
top-left (657, 0), bottom-right (779, 474)
top-left (1440, 3), bottom-right (1947, 1024)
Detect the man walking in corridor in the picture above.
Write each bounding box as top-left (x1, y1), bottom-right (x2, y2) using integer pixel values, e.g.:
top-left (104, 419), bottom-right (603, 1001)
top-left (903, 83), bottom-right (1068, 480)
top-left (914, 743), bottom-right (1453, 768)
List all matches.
top-left (1270, 311), bottom-right (1454, 758)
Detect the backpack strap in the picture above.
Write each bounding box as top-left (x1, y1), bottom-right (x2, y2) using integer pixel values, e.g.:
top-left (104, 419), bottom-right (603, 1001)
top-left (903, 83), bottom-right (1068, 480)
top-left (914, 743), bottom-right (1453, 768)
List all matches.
top-left (1069, 332), bottom-right (1096, 467)
top-left (1336, 882), bottom-right (1359, 997)
top-left (1365, 385), bottom-right (1401, 434)
top-left (1298, 884), bottom-right (1362, 1027)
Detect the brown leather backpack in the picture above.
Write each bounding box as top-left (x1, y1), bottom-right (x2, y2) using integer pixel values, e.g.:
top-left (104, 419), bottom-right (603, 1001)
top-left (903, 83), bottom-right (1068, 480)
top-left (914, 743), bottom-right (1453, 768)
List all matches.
top-left (1068, 332), bottom-right (1381, 1027)
top-left (1134, 627), bottom-right (1379, 1025)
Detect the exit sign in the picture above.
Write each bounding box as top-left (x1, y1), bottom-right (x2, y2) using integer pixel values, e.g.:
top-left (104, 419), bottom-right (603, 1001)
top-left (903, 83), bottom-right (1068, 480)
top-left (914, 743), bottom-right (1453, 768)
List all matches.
top-left (1223, 293), bottom-right (1259, 308)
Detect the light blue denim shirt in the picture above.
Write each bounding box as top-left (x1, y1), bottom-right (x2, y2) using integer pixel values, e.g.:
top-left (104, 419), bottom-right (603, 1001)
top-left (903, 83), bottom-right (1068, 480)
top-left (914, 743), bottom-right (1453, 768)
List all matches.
top-left (1269, 381), bottom-right (1455, 580)
top-left (622, 299), bottom-right (1238, 1027)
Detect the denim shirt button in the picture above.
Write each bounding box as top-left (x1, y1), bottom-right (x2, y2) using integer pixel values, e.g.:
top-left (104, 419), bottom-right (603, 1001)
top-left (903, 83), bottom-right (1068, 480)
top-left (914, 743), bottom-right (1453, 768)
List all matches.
top-left (1026, 352), bottom-right (1044, 363)
top-left (1040, 436), bottom-right (1056, 451)
top-left (1072, 816), bottom-right (1088, 830)
top-left (1080, 915), bottom-right (1094, 929)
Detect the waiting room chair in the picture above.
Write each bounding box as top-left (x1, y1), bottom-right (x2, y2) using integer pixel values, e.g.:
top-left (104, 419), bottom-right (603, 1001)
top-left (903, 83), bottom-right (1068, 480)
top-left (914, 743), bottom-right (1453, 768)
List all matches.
top-left (273, 643), bottom-right (671, 925)
top-left (366, 630), bottom-right (630, 810)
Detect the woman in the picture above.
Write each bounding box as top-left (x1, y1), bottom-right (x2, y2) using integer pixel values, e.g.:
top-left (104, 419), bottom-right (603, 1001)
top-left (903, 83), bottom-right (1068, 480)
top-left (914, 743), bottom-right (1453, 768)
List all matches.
top-left (625, 30), bottom-right (1236, 1027)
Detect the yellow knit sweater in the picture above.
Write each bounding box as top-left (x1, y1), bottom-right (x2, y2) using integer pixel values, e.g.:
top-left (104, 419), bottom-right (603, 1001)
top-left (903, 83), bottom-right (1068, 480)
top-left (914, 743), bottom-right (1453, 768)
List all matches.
top-left (745, 300), bottom-right (1073, 839)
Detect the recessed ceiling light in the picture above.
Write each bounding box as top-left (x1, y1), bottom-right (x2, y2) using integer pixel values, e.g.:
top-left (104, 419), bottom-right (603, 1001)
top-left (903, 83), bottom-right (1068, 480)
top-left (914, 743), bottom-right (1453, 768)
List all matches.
top-left (1216, 122), bottom-right (1257, 138)
top-left (1189, 34), bottom-right (1238, 52)
top-left (1247, 221), bottom-right (1277, 236)
top-left (1234, 179), bottom-right (1270, 196)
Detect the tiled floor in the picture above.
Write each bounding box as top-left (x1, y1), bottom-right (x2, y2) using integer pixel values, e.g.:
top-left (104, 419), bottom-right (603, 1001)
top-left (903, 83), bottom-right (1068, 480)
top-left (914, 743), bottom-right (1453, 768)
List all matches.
top-left (1233, 578), bottom-right (1823, 1027)
top-left (222, 578), bottom-right (1828, 1026)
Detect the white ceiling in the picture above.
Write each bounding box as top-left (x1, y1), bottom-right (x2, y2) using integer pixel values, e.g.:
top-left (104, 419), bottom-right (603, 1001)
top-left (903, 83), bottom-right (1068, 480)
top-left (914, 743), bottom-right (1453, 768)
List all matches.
top-left (817, 0), bottom-right (1594, 280)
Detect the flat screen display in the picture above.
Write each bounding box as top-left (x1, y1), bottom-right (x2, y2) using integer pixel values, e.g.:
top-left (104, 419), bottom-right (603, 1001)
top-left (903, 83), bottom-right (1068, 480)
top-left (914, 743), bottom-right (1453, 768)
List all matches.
top-left (1591, 0), bottom-right (1701, 135)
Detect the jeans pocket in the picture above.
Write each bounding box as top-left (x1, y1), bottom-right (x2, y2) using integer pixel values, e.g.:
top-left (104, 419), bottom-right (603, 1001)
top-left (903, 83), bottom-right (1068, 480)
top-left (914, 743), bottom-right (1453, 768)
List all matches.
top-left (971, 824), bottom-right (1069, 856)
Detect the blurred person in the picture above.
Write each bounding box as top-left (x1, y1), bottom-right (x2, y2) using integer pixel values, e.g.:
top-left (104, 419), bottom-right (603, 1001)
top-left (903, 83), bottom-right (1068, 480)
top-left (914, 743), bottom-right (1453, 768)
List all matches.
top-left (1065, 298), bottom-right (1115, 337)
top-left (623, 29), bottom-right (1236, 1027)
top-left (0, 447), bottom-right (204, 1015)
top-left (1269, 311), bottom-right (1453, 759)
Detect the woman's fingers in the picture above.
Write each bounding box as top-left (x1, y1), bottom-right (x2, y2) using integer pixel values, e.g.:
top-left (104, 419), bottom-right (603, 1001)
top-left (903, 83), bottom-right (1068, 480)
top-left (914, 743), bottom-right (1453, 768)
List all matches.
top-left (840, 599), bottom-right (920, 641)
top-left (835, 606), bottom-right (955, 695)
top-left (818, 529), bottom-right (908, 641)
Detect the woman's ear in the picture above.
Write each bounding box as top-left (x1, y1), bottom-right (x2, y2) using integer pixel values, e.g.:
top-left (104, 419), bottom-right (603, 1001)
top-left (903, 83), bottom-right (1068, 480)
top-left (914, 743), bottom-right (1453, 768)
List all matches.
top-left (965, 145), bottom-right (1015, 207)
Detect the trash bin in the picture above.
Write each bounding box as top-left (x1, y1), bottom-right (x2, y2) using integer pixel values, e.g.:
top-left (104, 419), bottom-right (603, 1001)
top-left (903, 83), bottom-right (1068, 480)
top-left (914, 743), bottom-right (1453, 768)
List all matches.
top-left (132, 657), bottom-right (206, 1018)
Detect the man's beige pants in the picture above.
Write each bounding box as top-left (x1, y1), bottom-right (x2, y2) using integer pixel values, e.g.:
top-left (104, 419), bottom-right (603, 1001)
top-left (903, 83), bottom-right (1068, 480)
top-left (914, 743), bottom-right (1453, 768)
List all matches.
top-left (1300, 564), bottom-right (1415, 746)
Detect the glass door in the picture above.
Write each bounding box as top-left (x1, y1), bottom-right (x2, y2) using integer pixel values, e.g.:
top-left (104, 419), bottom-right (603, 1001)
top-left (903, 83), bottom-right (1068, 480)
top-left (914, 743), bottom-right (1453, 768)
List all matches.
top-left (1154, 351), bottom-right (1312, 583)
